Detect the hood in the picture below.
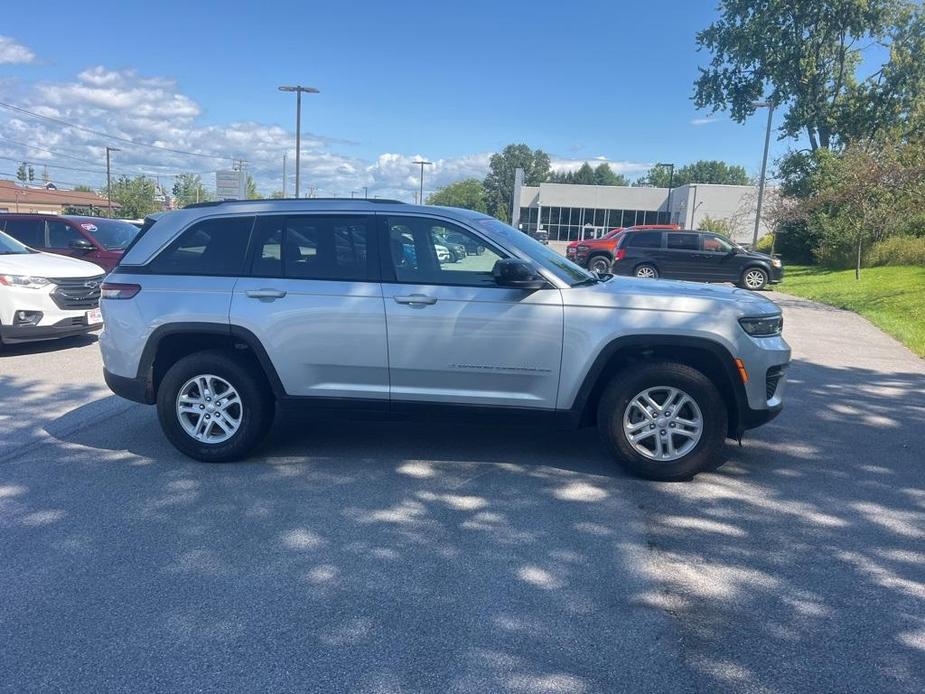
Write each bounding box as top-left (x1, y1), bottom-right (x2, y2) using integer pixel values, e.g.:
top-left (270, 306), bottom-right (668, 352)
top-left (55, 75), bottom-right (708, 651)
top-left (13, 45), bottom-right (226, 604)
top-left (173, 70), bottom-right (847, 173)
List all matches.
top-left (0, 251), bottom-right (106, 279)
top-left (565, 275), bottom-right (780, 317)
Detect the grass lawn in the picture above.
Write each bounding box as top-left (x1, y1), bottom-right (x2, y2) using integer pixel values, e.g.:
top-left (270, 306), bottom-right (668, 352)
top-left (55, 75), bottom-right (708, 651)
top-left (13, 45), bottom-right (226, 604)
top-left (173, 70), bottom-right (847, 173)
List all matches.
top-left (778, 265), bottom-right (925, 357)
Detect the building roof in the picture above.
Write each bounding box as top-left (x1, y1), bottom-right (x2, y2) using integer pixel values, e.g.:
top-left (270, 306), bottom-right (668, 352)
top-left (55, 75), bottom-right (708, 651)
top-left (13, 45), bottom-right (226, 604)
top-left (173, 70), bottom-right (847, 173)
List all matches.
top-left (0, 180), bottom-right (118, 208)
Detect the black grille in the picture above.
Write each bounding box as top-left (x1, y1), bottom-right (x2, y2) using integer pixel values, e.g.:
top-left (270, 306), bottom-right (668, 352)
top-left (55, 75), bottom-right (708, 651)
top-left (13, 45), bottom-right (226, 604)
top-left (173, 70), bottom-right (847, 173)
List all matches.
top-left (766, 366), bottom-right (785, 401)
top-left (48, 276), bottom-right (103, 310)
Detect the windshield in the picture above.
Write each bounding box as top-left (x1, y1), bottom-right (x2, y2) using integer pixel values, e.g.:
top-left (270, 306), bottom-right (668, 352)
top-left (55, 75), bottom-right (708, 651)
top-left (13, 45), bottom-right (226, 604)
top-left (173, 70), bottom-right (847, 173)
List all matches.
top-left (68, 218), bottom-right (140, 250)
top-left (475, 218), bottom-right (596, 285)
top-left (0, 230), bottom-right (33, 255)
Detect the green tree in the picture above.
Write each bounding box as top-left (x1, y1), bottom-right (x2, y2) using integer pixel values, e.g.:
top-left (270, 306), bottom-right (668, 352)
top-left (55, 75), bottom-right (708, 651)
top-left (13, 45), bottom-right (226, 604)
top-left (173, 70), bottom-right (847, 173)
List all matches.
top-left (73, 185), bottom-right (96, 193)
top-left (698, 215), bottom-right (735, 236)
top-left (426, 178), bottom-right (488, 212)
top-left (110, 176), bottom-right (160, 219)
top-left (172, 173), bottom-right (211, 208)
top-left (246, 175), bottom-right (262, 200)
top-left (483, 144), bottom-right (551, 222)
top-left (694, 0), bottom-right (925, 150)
top-left (547, 162), bottom-right (629, 186)
top-left (593, 163), bottom-right (629, 186)
top-left (637, 160), bottom-right (750, 187)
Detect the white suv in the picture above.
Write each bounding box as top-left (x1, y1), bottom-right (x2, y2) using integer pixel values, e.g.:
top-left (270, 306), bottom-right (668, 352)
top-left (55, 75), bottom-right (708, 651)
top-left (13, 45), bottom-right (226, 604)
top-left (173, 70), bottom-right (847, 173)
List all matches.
top-left (0, 230), bottom-right (104, 345)
top-left (100, 199), bottom-right (790, 480)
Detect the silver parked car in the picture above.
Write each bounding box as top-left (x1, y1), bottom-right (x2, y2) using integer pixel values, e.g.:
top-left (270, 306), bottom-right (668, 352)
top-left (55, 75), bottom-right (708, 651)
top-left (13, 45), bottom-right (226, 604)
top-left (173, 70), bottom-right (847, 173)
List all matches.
top-left (100, 199), bottom-right (790, 480)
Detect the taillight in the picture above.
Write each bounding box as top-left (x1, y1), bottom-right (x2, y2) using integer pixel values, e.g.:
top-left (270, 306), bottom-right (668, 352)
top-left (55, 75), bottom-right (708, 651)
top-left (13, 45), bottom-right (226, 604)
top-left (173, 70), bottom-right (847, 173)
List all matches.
top-left (614, 249), bottom-right (626, 261)
top-left (101, 282), bottom-right (141, 299)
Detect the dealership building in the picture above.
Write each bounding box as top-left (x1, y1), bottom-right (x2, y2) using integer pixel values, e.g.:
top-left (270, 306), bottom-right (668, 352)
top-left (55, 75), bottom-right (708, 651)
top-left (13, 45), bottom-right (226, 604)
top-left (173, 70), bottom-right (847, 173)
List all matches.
top-left (513, 181), bottom-right (770, 244)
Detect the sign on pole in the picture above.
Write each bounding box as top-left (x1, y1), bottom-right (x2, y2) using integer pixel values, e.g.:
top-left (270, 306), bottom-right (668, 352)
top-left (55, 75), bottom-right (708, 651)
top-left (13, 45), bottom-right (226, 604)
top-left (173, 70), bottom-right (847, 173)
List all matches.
top-left (216, 170), bottom-right (246, 200)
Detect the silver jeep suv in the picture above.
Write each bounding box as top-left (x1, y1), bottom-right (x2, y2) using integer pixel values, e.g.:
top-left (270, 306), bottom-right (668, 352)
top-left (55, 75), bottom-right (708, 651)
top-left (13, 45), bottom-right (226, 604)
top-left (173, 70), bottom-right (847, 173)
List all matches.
top-left (100, 199), bottom-right (789, 480)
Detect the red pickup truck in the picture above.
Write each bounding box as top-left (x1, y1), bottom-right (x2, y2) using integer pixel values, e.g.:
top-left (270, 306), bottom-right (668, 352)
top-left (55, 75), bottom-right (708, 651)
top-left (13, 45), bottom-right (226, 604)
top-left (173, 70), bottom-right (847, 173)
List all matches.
top-left (565, 224), bottom-right (681, 273)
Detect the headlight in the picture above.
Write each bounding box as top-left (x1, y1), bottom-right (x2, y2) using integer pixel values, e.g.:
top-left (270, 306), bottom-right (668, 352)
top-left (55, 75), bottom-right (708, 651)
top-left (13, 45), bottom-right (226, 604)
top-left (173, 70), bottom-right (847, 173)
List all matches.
top-left (576, 245), bottom-right (589, 252)
top-left (739, 315), bottom-right (783, 337)
top-left (0, 274), bottom-right (50, 289)
top-left (771, 258), bottom-right (782, 268)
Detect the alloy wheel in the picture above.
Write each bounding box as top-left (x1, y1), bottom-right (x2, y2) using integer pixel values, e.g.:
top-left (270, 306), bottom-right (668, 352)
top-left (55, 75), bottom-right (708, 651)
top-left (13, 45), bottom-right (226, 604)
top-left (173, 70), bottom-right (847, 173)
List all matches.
top-left (622, 386), bottom-right (703, 461)
top-left (744, 269), bottom-right (767, 289)
top-left (176, 374), bottom-right (243, 444)
top-left (636, 265), bottom-right (657, 279)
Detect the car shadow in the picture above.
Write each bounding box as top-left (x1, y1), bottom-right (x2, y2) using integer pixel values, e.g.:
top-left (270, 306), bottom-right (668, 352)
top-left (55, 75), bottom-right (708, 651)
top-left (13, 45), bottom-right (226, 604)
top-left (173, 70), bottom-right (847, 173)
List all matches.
top-left (0, 332), bottom-right (99, 357)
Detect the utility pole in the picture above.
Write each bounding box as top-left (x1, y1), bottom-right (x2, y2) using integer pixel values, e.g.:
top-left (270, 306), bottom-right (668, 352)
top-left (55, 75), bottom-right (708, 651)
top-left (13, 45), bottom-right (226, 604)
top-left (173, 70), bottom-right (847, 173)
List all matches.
top-left (414, 160), bottom-right (433, 205)
top-left (656, 162), bottom-right (675, 224)
top-left (752, 100), bottom-right (775, 247)
top-left (282, 153), bottom-right (287, 197)
top-left (106, 146), bottom-right (120, 217)
top-left (279, 85), bottom-right (320, 198)
top-left (364, 186), bottom-right (368, 199)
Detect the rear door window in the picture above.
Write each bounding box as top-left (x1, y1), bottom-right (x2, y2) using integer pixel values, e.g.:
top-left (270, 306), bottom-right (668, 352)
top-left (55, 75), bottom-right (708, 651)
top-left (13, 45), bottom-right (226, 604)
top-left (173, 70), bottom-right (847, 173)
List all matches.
top-left (46, 220), bottom-right (85, 249)
top-left (148, 216), bottom-right (255, 276)
top-left (3, 218), bottom-right (44, 247)
top-left (623, 231), bottom-right (662, 248)
top-left (666, 233), bottom-right (700, 251)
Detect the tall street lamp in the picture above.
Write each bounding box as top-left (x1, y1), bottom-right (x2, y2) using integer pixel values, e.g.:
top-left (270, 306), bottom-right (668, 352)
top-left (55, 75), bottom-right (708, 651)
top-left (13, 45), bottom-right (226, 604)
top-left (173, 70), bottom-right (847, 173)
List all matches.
top-left (414, 160), bottom-right (433, 204)
top-left (656, 162), bottom-right (675, 224)
top-left (752, 100), bottom-right (775, 247)
top-left (278, 85), bottom-right (320, 198)
top-left (106, 146), bottom-right (120, 217)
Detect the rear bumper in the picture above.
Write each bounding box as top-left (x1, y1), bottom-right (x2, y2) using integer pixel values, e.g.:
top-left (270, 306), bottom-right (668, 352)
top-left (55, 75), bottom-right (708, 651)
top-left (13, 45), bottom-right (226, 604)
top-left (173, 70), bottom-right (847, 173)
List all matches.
top-left (104, 368), bottom-right (153, 404)
top-left (0, 318), bottom-right (100, 344)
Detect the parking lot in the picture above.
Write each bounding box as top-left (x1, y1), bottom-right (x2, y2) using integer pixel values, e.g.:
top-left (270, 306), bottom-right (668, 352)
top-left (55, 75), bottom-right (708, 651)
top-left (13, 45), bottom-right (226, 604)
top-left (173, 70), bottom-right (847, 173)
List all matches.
top-left (1, 291), bottom-right (923, 693)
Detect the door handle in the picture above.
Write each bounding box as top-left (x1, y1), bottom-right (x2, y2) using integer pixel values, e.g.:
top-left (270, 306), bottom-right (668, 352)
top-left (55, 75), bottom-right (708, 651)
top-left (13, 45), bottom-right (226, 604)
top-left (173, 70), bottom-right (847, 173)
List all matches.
top-left (394, 294), bottom-right (437, 306)
top-left (246, 288), bottom-right (287, 300)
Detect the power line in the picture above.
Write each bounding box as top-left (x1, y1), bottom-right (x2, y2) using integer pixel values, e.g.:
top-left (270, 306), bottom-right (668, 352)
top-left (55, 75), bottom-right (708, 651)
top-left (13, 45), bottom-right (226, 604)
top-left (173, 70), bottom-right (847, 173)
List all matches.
top-left (0, 100), bottom-right (234, 162)
top-left (0, 135), bottom-right (103, 167)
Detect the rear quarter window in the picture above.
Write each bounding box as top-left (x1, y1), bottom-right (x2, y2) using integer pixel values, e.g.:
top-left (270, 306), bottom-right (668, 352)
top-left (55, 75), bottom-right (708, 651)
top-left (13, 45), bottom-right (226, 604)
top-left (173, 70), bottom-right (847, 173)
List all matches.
top-left (147, 216), bottom-right (255, 276)
top-left (622, 231), bottom-right (662, 248)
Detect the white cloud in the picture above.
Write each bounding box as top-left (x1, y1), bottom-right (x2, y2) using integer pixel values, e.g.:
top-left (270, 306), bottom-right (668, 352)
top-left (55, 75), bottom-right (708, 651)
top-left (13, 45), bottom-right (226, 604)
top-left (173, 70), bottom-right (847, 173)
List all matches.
top-left (691, 116), bottom-right (719, 126)
top-left (550, 156), bottom-right (651, 176)
top-left (0, 36), bottom-right (35, 65)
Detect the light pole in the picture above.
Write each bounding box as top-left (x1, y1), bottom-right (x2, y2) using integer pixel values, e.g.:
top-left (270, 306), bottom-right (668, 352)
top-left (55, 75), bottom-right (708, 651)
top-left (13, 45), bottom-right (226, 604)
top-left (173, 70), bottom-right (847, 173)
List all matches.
top-left (656, 162), bottom-right (674, 224)
top-left (752, 100), bottom-right (775, 247)
top-left (278, 85), bottom-right (320, 198)
top-left (106, 146), bottom-right (120, 217)
top-left (414, 160), bottom-right (432, 204)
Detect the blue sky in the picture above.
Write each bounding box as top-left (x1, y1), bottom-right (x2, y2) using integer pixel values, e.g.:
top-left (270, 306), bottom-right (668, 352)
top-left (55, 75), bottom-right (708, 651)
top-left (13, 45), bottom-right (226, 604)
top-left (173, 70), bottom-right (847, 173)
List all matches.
top-left (0, 0), bottom-right (796, 197)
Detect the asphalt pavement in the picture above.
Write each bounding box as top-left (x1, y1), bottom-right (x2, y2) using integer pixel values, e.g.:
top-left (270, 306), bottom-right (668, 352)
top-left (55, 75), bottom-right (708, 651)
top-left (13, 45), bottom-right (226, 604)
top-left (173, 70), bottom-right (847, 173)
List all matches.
top-left (0, 292), bottom-right (922, 693)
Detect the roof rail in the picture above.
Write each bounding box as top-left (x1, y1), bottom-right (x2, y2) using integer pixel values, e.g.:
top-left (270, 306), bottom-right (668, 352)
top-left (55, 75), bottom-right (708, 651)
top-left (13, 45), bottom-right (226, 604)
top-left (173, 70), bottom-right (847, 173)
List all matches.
top-left (183, 197), bottom-right (405, 209)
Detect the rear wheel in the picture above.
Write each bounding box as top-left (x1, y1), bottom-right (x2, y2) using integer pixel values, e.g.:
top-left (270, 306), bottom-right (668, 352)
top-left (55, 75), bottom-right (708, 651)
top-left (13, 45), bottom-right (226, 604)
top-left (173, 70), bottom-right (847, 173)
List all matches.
top-left (635, 264), bottom-right (659, 279)
top-left (156, 350), bottom-right (274, 462)
top-left (588, 255), bottom-right (612, 274)
top-left (740, 267), bottom-right (768, 290)
top-left (597, 361), bottom-right (727, 481)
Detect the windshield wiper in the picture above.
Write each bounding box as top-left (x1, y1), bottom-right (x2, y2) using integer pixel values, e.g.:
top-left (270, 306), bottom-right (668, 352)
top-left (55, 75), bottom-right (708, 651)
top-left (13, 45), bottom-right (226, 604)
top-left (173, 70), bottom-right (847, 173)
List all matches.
top-left (571, 276), bottom-right (600, 287)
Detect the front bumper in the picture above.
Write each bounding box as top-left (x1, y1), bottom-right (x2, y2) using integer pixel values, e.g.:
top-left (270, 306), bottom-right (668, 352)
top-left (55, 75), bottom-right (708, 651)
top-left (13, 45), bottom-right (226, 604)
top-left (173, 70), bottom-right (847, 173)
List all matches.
top-left (0, 317), bottom-right (100, 344)
top-left (104, 367), bottom-right (154, 404)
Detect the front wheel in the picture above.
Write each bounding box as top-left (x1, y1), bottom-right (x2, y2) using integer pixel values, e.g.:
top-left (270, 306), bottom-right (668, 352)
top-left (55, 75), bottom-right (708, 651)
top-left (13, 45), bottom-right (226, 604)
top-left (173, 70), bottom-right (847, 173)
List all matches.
top-left (740, 267), bottom-right (768, 290)
top-left (597, 361), bottom-right (727, 481)
top-left (588, 255), bottom-right (612, 274)
top-left (635, 264), bottom-right (659, 279)
top-left (156, 350), bottom-right (275, 462)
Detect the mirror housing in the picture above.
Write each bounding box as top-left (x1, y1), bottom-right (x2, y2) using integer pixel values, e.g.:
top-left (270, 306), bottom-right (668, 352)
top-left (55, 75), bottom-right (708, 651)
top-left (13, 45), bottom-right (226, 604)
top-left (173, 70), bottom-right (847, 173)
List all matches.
top-left (492, 258), bottom-right (548, 290)
top-left (69, 238), bottom-right (95, 252)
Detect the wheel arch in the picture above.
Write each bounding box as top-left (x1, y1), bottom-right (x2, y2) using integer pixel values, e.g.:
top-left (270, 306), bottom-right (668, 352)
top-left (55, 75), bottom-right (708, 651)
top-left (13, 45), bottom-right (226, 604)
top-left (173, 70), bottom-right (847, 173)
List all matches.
top-left (570, 335), bottom-right (747, 438)
top-left (136, 322), bottom-right (285, 403)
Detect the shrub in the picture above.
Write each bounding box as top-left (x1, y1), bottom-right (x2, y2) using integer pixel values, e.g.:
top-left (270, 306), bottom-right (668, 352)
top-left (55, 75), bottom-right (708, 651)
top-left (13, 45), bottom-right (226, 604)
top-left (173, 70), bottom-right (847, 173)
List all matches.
top-left (755, 234), bottom-right (774, 253)
top-left (866, 236), bottom-right (925, 267)
top-left (698, 215), bottom-right (734, 237)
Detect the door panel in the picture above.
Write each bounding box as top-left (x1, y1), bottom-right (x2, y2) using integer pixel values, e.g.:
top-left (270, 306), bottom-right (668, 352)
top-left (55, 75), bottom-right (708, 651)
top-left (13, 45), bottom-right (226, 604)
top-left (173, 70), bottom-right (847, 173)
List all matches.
top-left (230, 213), bottom-right (389, 399)
top-left (699, 234), bottom-right (740, 282)
top-left (380, 215), bottom-right (564, 408)
top-left (662, 232), bottom-right (701, 279)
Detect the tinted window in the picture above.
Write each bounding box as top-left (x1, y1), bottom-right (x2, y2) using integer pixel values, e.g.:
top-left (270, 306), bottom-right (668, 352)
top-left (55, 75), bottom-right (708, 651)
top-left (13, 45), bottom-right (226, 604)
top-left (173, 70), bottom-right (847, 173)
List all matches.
top-left (46, 220), bottom-right (84, 249)
top-left (702, 234), bottom-right (734, 253)
top-left (71, 218), bottom-right (139, 250)
top-left (3, 218), bottom-right (44, 247)
top-left (250, 215), bottom-right (373, 281)
top-left (386, 216), bottom-right (504, 286)
top-left (149, 216), bottom-right (254, 276)
top-left (623, 231), bottom-right (662, 248)
top-left (666, 233), bottom-right (700, 251)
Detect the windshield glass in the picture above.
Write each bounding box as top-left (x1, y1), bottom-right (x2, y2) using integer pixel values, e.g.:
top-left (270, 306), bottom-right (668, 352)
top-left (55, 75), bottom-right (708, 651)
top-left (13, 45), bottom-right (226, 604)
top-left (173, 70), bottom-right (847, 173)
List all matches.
top-left (475, 218), bottom-right (595, 285)
top-left (0, 230), bottom-right (33, 255)
top-left (69, 218), bottom-right (140, 250)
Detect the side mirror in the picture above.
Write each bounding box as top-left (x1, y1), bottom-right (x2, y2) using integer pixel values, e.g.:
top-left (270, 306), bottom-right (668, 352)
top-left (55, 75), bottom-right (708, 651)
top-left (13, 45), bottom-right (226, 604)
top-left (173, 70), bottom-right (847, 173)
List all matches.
top-left (69, 238), bottom-right (95, 251)
top-left (492, 258), bottom-right (548, 290)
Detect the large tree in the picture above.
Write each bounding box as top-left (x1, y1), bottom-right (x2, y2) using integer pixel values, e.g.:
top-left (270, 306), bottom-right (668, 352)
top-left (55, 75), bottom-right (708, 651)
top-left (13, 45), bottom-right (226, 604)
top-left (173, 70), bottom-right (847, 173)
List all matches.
top-left (693, 0), bottom-right (925, 150)
top-left (547, 162), bottom-right (629, 186)
top-left (637, 160), bottom-right (750, 187)
top-left (172, 173), bottom-right (211, 208)
top-left (110, 176), bottom-right (160, 219)
top-left (426, 178), bottom-right (488, 212)
top-left (246, 175), bottom-right (263, 200)
top-left (483, 144), bottom-right (551, 222)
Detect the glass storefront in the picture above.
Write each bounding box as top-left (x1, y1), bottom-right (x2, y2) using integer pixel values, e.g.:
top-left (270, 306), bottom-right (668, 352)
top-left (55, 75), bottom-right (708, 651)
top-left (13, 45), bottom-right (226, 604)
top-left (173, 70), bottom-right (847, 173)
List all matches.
top-left (518, 206), bottom-right (670, 240)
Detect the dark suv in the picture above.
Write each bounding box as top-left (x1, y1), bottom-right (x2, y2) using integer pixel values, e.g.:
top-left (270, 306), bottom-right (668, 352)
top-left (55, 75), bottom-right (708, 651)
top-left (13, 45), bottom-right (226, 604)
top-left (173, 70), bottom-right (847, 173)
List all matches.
top-left (0, 214), bottom-right (140, 273)
top-left (610, 230), bottom-right (783, 290)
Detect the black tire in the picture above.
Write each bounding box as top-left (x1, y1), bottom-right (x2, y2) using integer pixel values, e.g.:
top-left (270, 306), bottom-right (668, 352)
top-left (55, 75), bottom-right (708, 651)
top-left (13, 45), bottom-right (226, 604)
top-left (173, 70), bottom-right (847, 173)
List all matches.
top-left (634, 263), bottom-right (659, 279)
top-left (597, 361), bottom-right (728, 481)
top-left (739, 266), bottom-right (768, 290)
top-left (156, 350), bottom-right (275, 462)
top-left (588, 255), bottom-right (612, 274)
